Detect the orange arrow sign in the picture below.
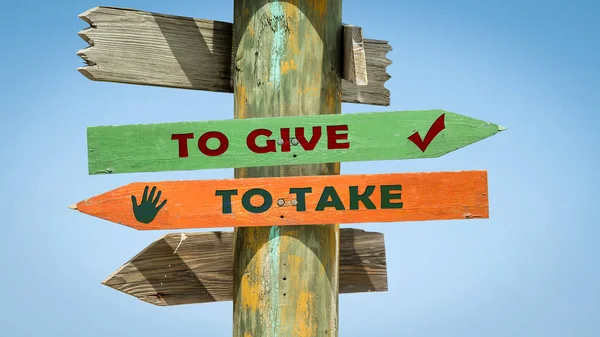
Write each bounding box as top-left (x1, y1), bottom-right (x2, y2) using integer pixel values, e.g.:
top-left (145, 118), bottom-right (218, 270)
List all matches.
top-left (70, 171), bottom-right (489, 230)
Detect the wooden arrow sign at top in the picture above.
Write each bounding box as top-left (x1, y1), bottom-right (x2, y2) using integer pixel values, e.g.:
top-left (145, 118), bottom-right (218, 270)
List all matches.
top-left (86, 110), bottom-right (505, 175)
top-left (70, 170), bottom-right (489, 230)
top-left (77, 6), bottom-right (389, 105)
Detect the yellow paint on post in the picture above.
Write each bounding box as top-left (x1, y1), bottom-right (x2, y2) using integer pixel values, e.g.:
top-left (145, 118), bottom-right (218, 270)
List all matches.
top-left (240, 274), bottom-right (260, 311)
top-left (235, 83), bottom-right (248, 118)
top-left (298, 86), bottom-right (320, 96)
top-left (288, 31), bottom-right (300, 55)
top-left (282, 59), bottom-right (298, 74)
top-left (325, 86), bottom-right (337, 114)
top-left (293, 291), bottom-right (316, 337)
top-left (287, 254), bottom-right (304, 269)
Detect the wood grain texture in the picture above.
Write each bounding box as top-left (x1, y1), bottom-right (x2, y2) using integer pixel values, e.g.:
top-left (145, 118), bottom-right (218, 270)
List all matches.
top-left (232, 1), bottom-right (342, 336)
top-left (72, 170), bottom-right (489, 230)
top-left (76, 6), bottom-right (392, 106)
top-left (343, 25), bottom-right (368, 85)
top-left (86, 110), bottom-right (505, 175)
top-left (102, 228), bottom-right (387, 306)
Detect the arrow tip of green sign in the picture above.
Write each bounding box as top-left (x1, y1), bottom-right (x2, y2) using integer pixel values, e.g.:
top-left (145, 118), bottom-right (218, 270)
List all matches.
top-left (497, 125), bottom-right (507, 132)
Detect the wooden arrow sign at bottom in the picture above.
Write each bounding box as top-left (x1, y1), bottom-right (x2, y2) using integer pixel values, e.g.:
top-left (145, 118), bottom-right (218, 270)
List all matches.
top-left (71, 170), bottom-right (489, 230)
top-left (103, 228), bottom-right (387, 306)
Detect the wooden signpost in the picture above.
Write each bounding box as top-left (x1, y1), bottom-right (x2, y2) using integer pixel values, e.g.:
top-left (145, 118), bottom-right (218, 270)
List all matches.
top-left (72, 170), bottom-right (489, 230)
top-left (72, 2), bottom-right (506, 336)
top-left (87, 110), bottom-right (504, 174)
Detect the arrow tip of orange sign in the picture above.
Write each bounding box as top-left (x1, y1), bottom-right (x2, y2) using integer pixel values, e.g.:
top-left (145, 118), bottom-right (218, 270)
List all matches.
top-left (68, 204), bottom-right (78, 210)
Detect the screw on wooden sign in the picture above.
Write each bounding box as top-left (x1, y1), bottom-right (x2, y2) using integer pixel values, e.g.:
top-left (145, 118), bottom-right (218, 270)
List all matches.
top-left (70, 170), bottom-right (489, 230)
top-left (86, 110), bottom-right (505, 175)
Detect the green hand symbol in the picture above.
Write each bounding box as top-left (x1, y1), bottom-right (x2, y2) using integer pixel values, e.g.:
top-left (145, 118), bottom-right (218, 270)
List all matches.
top-left (131, 186), bottom-right (167, 224)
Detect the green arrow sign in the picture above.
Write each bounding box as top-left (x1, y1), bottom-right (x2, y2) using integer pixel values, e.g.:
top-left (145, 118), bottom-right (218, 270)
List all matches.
top-left (86, 110), bottom-right (505, 175)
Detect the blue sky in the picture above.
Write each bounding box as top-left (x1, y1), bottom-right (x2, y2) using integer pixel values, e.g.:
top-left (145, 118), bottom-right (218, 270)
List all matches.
top-left (1, 0), bottom-right (598, 336)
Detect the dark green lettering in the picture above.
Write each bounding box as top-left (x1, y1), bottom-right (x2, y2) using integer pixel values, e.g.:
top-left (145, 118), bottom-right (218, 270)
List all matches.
top-left (215, 189), bottom-right (238, 214)
top-left (289, 187), bottom-right (312, 211)
top-left (242, 188), bottom-right (273, 214)
top-left (349, 185), bottom-right (376, 210)
top-left (316, 186), bottom-right (345, 211)
top-left (381, 185), bottom-right (403, 209)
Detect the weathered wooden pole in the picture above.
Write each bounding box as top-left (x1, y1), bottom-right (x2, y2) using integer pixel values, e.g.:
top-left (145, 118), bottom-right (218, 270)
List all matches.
top-left (232, 0), bottom-right (342, 336)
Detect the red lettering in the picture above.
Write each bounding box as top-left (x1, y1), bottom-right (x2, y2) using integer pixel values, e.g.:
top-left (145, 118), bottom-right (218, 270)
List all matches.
top-left (198, 131), bottom-right (229, 156)
top-left (280, 128), bottom-right (291, 152)
top-left (295, 126), bottom-right (321, 151)
top-left (247, 129), bottom-right (276, 154)
top-left (327, 125), bottom-right (349, 149)
top-left (171, 133), bottom-right (194, 157)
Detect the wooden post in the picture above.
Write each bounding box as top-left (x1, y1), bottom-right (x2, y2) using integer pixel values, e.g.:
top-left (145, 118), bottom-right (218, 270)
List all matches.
top-left (232, 0), bottom-right (342, 336)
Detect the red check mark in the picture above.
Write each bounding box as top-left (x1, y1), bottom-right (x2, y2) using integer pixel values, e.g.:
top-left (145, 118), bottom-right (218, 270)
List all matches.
top-left (407, 113), bottom-right (446, 152)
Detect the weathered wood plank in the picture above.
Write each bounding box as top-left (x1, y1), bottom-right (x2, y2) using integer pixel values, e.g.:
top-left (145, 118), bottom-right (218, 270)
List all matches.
top-left (342, 38), bottom-right (391, 105)
top-left (71, 170), bottom-right (490, 230)
top-left (102, 228), bottom-right (387, 306)
top-left (86, 110), bottom-right (505, 175)
top-left (343, 25), bottom-right (368, 85)
top-left (77, 6), bottom-right (392, 106)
